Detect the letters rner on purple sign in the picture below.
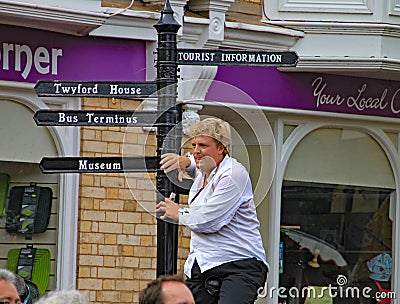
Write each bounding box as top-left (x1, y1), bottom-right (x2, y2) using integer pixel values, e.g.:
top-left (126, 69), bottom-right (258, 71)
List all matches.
top-left (0, 24), bottom-right (147, 83)
top-left (0, 42), bottom-right (63, 79)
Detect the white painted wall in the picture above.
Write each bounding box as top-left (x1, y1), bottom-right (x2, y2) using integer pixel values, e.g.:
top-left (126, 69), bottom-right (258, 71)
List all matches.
top-left (0, 101), bottom-right (57, 163)
top-left (7, 0), bottom-right (102, 11)
top-left (264, 0), bottom-right (400, 24)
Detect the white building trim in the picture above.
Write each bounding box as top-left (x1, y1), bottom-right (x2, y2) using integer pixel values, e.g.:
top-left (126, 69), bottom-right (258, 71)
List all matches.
top-left (0, 0), bottom-right (107, 35)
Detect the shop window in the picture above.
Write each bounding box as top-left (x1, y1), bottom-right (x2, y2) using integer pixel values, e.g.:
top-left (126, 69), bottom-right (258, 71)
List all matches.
top-left (279, 181), bottom-right (393, 304)
top-left (0, 100), bottom-right (60, 292)
top-left (0, 161), bottom-right (58, 291)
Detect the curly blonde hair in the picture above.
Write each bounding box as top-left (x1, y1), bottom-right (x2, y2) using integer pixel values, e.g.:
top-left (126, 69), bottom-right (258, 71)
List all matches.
top-left (189, 117), bottom-right (231, 155)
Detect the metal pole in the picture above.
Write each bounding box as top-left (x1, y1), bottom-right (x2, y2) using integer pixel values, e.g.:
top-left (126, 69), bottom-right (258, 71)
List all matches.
top-left (154, 0), bottom-right (181, 277)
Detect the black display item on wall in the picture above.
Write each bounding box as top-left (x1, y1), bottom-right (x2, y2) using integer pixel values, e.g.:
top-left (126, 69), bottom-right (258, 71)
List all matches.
top-left (5, 183), bottom-right (53, 239)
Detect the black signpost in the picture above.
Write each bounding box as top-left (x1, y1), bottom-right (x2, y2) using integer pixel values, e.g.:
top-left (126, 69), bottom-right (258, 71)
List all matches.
top-left (33, 0), bottom-right (298, 279)
top-left (153, 0), bottom-right (182, 277)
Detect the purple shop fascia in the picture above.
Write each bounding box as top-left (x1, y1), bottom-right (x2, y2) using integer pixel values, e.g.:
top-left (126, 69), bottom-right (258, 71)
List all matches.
top-left (207, 66), bottom-right (400, 120)
top-left (4, 22), bottom-right (399, 120)
top-left (0, 24), bottom-right (147, 83)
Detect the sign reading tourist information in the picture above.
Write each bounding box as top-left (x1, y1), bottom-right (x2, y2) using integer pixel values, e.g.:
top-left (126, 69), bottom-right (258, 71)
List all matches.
top-left (33, 110), bottom-right (168, 127)
top-left (34, 81), bottom-right (158, 98)
top-left (177, 49), bottom-right (298, 66)
top-left (39, 156), bottom-right (160, 173)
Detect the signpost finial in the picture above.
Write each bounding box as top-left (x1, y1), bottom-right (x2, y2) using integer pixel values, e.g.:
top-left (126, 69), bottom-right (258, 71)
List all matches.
top-left (154, 0), bottom-right (181, 33)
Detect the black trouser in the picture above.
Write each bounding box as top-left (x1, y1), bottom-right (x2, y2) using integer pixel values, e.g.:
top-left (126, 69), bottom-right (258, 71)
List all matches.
top-left (185, 258), bottom-right (268, 304)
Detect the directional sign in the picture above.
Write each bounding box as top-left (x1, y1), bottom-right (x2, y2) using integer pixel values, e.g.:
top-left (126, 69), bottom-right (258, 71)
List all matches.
top-left (33, 110), bottom-right (171, 127)
top-left (34, 81), bottom-right (158, 98)
top-left (39, 156), bottom-right (160, 173)
top-left (177, 49), bottom-right (298, 66)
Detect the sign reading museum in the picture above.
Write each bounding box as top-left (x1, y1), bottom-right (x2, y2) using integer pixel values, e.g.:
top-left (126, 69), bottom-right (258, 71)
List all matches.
top-left (39, 156), bottom-right (159, 173)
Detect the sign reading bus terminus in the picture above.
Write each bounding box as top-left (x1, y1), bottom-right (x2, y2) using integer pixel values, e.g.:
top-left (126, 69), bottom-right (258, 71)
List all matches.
top-left (33, 110), bottom-right (165, 127)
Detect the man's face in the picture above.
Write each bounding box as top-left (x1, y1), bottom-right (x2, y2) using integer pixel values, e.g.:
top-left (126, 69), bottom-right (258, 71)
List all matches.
top-left (0, 279), bottom-right (21, 304)
top-left (191, 135), bottom-right (224, 169)
top-left (161, 281), bottom-right (195, 304)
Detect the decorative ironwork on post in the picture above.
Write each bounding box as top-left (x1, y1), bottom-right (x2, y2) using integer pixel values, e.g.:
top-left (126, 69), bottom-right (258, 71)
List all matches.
top-left (154, 0), bottom-right (181, 277)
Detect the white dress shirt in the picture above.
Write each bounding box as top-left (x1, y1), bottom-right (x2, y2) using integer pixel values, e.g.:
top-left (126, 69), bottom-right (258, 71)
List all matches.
top-left (179, 155), bottom-right (268, 277)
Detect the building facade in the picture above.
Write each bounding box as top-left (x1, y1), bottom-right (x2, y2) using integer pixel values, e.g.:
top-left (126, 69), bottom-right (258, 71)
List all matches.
top-left (0, 0), bottom-right (399, 303)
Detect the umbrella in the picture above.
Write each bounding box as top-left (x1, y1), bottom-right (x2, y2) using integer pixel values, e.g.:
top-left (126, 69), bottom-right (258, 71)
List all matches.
top-left (282, 228), bottom-right (347, 267)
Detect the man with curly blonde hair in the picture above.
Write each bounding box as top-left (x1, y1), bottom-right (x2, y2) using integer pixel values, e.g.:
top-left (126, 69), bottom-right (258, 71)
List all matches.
top-left (157, 117), bottom-right (268, 304)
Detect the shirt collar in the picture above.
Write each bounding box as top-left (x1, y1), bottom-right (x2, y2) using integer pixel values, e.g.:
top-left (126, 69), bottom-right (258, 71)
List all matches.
top-left (207, 155), bottom-right (230, 182)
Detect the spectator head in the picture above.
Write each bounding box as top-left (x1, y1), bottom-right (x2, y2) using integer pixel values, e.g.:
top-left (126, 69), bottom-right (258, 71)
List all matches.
top-left (35, 290), bottom-right (89, 304)
top-left (0, 268), bottom-right (21, 304)
top-left (139, 273), bottom-right (194, 304)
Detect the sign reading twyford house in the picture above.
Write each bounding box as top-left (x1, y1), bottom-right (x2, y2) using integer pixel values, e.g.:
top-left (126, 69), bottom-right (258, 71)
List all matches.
top-left (34, 81), bottom-right (157, 98)
top-left (177, 49), bottom-right (298, 66)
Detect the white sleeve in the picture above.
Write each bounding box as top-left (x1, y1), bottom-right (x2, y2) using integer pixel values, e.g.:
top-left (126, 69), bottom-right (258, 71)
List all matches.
top-left (185, 153), bottom-right (197, 178)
